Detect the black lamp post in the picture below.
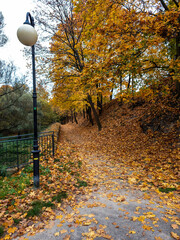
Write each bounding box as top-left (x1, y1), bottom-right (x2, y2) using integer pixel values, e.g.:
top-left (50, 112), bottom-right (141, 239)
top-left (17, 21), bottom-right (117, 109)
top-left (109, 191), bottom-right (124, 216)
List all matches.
top-left (17, 12), bottom-right (40, 188)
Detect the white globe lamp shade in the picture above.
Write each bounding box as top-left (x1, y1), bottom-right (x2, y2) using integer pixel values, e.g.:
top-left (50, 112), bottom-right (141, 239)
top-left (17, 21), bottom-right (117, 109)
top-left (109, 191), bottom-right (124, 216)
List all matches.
top-left (17, 24), bottom-right (38, 46)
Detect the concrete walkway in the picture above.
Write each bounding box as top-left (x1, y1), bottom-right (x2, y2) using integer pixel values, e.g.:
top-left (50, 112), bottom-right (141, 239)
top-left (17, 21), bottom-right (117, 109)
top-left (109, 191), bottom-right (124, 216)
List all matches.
top-left (15, 124), bottom-right (180, 240)
top-left (16, 156), bottom-right (180, 240)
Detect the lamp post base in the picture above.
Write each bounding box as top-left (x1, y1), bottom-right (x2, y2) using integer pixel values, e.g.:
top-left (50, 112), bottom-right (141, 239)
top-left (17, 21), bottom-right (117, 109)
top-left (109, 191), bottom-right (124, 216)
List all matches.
top-left (32, 149), bottom-right (40, 188)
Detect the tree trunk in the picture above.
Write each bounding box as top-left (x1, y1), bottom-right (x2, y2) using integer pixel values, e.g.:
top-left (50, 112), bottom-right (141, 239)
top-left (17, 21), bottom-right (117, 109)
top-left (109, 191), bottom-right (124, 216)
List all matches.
top-left (87, 105), bottom-right (94, 126)
top-left (110, 88), bottom-right (113, 101)
top-left (71, 109), bottom-right (73, 123)
top-left (132, 75), bottom-right (134, 96)
top-left (87, 93), bottom-right (102, 131)
top-left (83, 108), bottom-right (86, 118)
top-left (74, 110), bottom-right (78, 124)
top-left (96, 84), bottom-right (103, 115)
top-left (97, 93), bottom-right (103, 115)
top-left (120, 73), bottom-right (122, 93)
top-left (175, 29), bottom-right (180, 97)
top-left (127, 74), bottom-right (131, 91)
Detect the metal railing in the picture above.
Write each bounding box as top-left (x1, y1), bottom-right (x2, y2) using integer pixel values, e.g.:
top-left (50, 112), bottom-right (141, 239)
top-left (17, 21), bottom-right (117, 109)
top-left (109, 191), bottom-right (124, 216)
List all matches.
top-left (0, 131), bottom-right (55, 170)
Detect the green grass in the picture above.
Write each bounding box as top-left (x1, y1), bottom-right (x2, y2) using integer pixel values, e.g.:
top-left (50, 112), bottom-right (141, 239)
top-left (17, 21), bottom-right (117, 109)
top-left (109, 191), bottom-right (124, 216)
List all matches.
top-left (159, 187), bottom-right (177, 193)
top-left (52, 191), bottom-right (68, 203)
top-left (26, 200), bottom-right (55, 218)
top-left (54, 158), bottom-right (61, 163)
top-left (13, 218), bottom-right (21, 225)
top-left (0, 225), bottom-right (4, 237)
top-left (75, 179), bottom-right (88, 188)
top-left (0, 165), bottom-right (32, 199)
top-left (78, 160), bottom-right (82, 168)
top-left (40, 165), bottom-right (51, 176)
top-left (0, 162), bottom-right (54, 200)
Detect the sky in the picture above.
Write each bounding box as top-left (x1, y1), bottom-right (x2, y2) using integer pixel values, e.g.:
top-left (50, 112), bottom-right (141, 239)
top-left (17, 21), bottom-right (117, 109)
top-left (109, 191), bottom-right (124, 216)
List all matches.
top-left (0, 0), bottom-right (36, 76)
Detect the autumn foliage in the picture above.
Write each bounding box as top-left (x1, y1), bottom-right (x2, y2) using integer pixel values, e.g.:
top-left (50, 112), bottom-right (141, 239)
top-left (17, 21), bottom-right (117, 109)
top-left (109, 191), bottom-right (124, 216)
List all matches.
top-left (49, 0), bottom-right (180, 125)
top-left (0, 0), bottom-right (180, 239)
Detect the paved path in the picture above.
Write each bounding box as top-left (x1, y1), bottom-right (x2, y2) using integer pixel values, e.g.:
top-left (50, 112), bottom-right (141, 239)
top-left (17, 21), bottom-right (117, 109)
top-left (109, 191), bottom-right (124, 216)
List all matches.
top-left (16, 124), bottom-right (180, 240)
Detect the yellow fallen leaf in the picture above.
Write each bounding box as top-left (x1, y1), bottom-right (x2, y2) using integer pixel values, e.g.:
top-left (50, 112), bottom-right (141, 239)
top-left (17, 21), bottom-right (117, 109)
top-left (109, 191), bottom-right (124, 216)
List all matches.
top-left (57, 224), bottom-right (63, 227)
top-left (142, 225), bottom-right (153, 231)
top-left (56, 215), bottom-right (63, 220)
top-left (60, 229), bottom-right (67, 234)
top-left (0, 211), bottom-right (5, 218)
top-left (172, 224), bottom-right (179, 230)
top-left (7, 227), bottom-right (17, 234)
top-left (154, 237), bottom-right (163, 240)
top-left (83, 220), bottom-right (92, 226)
top-left (63, 235), bottom-right (70, 240)
top-left (132, 216), bottom-right (138, 221)
top-left (99, 224), bottom-right (107, 229)
top-left (129, 230), bottom-right (136, 234)
top-left (138, 215), bottom-right (146, 222)
top-left (112, 222), bottom-right (117, 225)
top-left (4, 235), bottom-right (11, 240)
top-left (116, 196), bottom-right (126, 202)
top-left (171, 232), bottom-right (180, 240)
top-left (70, 229), bottom-right (75, 233)
top-left (161, 217), bottom-right (168, 223)
top-left (54, 232), bottom-right (60, 236)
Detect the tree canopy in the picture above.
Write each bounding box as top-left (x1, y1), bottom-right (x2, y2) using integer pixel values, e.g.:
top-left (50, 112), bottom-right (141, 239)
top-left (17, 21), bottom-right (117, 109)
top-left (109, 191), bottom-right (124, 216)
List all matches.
top-left (35, 0), bottom-right (180, 129)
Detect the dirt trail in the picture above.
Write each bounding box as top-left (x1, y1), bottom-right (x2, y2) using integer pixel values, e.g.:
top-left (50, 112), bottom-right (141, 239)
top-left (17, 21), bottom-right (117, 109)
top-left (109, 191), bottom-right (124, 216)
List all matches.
top-left (17, 124), bottom-right (180, 240)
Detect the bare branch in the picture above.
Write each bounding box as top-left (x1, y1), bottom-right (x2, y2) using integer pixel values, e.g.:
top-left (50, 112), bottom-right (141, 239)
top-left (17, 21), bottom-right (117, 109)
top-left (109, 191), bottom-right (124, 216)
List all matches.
top-left (159, 0), bottom-right (169, 11)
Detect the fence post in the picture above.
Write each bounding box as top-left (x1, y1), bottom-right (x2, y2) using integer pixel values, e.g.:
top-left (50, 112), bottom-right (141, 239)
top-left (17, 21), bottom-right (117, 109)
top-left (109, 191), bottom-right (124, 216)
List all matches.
top-left (17, 139), bottom-right (19, 171)
top-left (52, 132), bottom-right (55, 157)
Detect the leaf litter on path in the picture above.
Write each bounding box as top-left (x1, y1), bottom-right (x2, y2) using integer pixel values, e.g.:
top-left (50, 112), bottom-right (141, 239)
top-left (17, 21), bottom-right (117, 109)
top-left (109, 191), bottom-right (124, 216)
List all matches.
top-left (7, 122), bottom-right (179, 240)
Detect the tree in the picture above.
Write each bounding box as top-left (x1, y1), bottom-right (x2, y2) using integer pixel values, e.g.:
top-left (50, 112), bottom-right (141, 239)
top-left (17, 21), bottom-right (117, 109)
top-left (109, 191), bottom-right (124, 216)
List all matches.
top-left (158, 0), bottom-right (180, 96)
top-left (0, 11), bottom-right (8, 47)
top-left (74, 0), bottom-right (180, 100)
top-left (0, 83), bottom-right (33, 135)
top-left (36, 0), bottom-right (102, 130)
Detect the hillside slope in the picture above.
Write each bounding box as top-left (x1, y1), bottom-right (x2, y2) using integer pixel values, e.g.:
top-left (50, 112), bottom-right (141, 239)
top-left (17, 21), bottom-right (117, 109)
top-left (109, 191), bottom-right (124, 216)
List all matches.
top-left (72, 98), bottom-right (180, 192)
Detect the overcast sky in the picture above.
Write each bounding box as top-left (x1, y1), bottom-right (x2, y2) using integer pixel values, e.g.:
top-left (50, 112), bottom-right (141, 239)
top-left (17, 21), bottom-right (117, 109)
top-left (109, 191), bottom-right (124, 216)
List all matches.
top-left (0, 0), bottom-right (37, 75)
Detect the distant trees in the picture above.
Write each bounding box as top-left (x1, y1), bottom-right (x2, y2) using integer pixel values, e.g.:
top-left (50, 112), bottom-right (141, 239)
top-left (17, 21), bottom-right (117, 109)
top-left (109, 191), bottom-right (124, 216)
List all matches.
top-left (0, 11), bottom-right (8, 47)
top-left (0, 62), bottom-right (59, 136)
top-left (0, 81), bottom-right (33, 135)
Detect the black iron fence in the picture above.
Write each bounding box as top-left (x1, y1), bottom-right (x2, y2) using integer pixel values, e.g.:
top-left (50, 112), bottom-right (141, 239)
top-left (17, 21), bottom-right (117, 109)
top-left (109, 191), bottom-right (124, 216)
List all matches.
top-left (0, 131), bottom-right (55, 171)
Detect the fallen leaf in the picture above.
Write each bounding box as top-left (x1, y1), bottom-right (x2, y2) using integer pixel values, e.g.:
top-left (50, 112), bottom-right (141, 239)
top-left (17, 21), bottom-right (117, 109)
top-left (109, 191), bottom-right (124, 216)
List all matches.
top-left (116, 196), bottom-right (126, 202)
top-left (161, 217), bottom-right (168, 223)
top-left (142, 225), bottom-right (153, 231)
top-left (172, 224), bottom-right (179, 230)
top-left (171, 232), bottom-right (180, 240)
top-left (60, 229), bottom-right (67, 234)
top-left (7, 227), bottom-right (17, 234)
top-left (54, 232), bottom-right (60, 236)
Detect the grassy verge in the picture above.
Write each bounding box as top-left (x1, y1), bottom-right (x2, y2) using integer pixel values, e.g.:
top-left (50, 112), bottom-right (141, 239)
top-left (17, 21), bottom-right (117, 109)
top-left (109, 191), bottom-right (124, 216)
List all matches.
top-left (0, 142), bottom-right (89, 239)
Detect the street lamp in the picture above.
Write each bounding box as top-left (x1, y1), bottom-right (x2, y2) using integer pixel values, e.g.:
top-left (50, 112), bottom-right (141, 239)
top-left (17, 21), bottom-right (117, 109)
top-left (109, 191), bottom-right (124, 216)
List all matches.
top-left (17, 12), bottom-right (40, 188)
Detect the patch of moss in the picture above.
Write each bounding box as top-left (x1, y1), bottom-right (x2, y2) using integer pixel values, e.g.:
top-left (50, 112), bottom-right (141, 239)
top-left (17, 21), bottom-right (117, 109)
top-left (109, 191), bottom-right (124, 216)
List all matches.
top-left (52, 191), bottom-right (68, 203)
top-left (0, 225), bottom-right (4, 237)
top-left (26, 200), bottom-right (55, 218)
top-left (159, 187), bottom-right (176, 193)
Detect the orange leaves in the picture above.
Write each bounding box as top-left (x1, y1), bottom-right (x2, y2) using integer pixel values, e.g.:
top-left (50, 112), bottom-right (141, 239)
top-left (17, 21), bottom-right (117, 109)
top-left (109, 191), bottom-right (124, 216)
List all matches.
top-left (7, 227), bottom-right (17, 234)
top-left (116, 196), bottom-right (126, 202)
top-left (171, 232), bottom-right (180, 240)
